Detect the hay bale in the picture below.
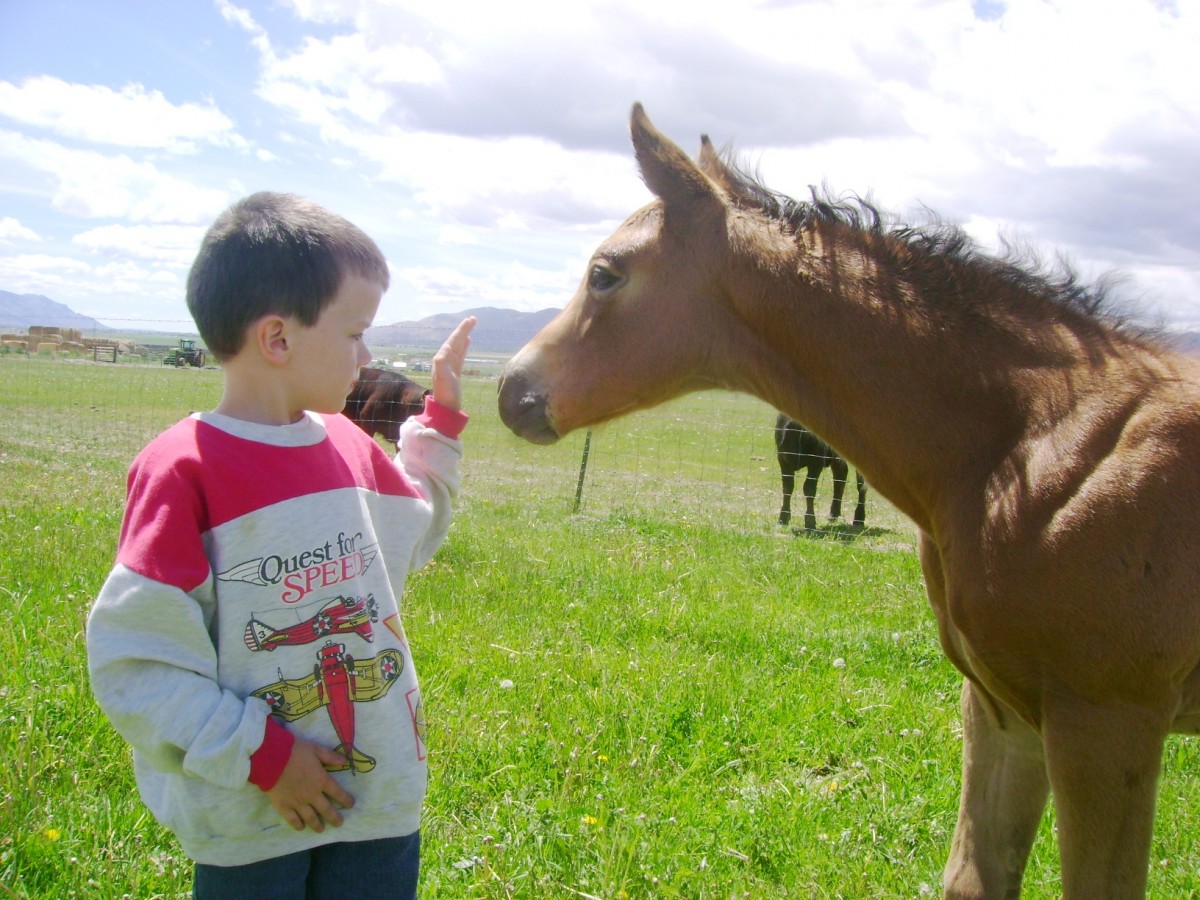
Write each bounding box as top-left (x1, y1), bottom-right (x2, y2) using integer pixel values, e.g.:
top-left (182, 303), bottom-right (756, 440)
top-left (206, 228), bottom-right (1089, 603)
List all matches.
top-left (36, 342), bottom-right (58, 354)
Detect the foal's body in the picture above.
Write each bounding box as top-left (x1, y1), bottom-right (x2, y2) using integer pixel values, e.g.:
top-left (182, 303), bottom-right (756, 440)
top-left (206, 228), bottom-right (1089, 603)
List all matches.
top-left (774, 413), bottom-right (866, 531)
top-left (498, 105), bottom-right (1200, 897)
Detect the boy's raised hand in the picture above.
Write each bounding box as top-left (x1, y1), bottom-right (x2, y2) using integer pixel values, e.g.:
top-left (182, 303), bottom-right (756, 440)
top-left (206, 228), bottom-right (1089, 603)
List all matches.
top-left (430, 316), bottom-right (476, 412)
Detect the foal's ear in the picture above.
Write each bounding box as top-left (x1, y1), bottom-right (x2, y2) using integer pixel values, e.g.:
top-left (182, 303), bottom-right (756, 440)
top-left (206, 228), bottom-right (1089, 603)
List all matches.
top-left (698, 135), bottom-right (734, 185)
top-left (630, 103), bottom-right (721, 212)
top-left (698, 135), bottom-right (757, 206)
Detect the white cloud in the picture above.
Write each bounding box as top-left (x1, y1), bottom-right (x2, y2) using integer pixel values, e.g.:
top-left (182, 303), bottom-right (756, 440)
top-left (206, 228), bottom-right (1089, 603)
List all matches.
top-left (0, 249), bottom-right (191, 325)
top-left (396, 257), bottom-right (585, 312)
top-left (0, 217), bottom-right (40, 243)
top-left (437, 224), bottom-right (479, 246)
top-left (920, 0), bottom-right (1200, 171)
top-left (72, 224), bottom-right (206, 267)
top-left (0, 76), bottom-right (245, 153)
top-left (0, 253), bottom-right (94, 295)
top-left (0, 129), bottom-right (230, 223)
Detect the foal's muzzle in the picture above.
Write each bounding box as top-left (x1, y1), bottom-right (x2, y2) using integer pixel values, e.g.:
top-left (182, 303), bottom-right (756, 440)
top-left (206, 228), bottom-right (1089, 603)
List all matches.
top-left (497, 367), bottom-right (560, 445)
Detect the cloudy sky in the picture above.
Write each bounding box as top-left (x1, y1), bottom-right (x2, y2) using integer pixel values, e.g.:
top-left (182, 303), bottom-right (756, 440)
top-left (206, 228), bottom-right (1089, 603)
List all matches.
top-left (1, 0), bottom-right (1198, 332)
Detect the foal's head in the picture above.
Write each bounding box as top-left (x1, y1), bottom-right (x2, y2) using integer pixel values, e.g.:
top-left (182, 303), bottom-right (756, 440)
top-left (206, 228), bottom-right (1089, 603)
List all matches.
top-left (499, 104), bottom-right (748, 444)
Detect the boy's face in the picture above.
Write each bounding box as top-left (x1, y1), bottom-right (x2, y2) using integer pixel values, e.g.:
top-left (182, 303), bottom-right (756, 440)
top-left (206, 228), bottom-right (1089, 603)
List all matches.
top-left (286, 274), bottom-right (382, 416)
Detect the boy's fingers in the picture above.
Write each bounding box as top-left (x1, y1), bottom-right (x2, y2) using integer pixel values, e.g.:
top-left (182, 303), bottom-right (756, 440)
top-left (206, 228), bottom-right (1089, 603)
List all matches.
top-left (444, 317), bottom-right (476, 356)
top-left (326, 779), bottom-right (355, 810)
top-left (313, 796), bottom-right (345, 829)
top-left (290, 806), bottom-right (324, 835)
top-left (315, 744), bottom-right (349, 768)
top-left (453, 315), bottom-right (477, 340)
top-left (298, 804), bottom-right (325, 833)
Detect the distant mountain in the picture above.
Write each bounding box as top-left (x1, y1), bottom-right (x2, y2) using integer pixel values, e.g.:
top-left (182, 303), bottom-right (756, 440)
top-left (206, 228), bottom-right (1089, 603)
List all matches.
top-left (0, 290), bottom-right (113, 333)
top-left (368, 306), bottom-right (560, 353)
top-left (9, 286), bottom-right (1200, 362)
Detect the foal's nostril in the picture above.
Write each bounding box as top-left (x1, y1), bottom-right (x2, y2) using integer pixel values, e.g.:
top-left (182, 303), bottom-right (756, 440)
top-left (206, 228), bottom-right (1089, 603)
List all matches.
top-left (497, 367), bottom-right (559, 444)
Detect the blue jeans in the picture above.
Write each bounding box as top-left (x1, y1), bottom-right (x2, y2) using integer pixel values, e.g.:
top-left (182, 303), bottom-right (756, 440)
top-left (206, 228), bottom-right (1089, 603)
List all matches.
top-left (193, 831), bottom-right (420, 900)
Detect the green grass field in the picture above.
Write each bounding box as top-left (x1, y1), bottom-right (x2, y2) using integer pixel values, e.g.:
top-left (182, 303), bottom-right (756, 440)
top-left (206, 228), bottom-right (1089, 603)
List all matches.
top-left (1, 356), bottom-right (1198, 898)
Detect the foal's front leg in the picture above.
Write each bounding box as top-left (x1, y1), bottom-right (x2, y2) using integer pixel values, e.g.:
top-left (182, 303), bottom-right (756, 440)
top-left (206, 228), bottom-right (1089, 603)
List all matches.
top-left (944, 680), bottom-right (1049, 899)
top-left (1041, 695), bottom-right (1170, 898)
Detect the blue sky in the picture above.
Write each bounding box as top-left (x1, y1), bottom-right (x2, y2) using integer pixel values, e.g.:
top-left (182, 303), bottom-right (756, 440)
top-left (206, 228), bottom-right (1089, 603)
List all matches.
top-left (1, 0), bottom-right (1198, 331)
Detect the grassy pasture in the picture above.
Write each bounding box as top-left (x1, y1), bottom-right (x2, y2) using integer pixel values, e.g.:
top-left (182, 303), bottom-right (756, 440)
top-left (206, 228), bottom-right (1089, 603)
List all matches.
top-left (1, 355), bottom-right (1198, 898)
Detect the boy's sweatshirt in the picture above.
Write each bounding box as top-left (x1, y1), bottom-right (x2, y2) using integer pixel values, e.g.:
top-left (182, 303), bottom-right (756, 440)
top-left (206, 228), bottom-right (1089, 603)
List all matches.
top-left (87, 401), bottom-right (465, 866)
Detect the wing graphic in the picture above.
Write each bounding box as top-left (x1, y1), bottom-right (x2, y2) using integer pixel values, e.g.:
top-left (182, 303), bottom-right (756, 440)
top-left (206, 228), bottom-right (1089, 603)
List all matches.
top-left (217, 558), bottom-right (268, 586)
top-left (346, 649), bottom-right (405, 702)
top-left (252, 669), bottom-right (325, 721)
top-left (250, 647), bottom-right (405, 720)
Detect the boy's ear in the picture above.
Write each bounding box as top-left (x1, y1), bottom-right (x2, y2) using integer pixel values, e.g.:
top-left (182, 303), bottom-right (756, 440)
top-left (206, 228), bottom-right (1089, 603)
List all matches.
top-left (253, 315), bottom-right (292, 366)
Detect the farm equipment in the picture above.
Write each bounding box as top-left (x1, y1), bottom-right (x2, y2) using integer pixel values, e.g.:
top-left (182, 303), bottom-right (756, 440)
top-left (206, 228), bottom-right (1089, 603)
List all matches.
top-left (163, 338), bottom-right (206, 367)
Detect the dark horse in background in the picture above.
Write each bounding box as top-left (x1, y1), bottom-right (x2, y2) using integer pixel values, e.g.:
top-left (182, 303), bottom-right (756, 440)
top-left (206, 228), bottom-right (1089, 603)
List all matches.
top-left (775, 413), bottom-right (866, 531)
top-left (342, 366), bottom-right (429, 445)
top-left (498, 104), bottom-right (1200, 898)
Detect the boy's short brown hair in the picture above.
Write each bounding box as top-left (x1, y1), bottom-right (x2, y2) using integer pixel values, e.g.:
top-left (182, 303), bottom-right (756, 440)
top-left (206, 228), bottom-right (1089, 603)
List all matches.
top-left (187, 192), bottom-right (390, 360)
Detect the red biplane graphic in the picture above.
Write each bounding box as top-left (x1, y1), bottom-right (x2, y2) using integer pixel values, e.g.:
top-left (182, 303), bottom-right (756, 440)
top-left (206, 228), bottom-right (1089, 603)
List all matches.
top-left (251, 642), bottom-right (405, 773)
top-left (243, 594), bottom-right (378, 652)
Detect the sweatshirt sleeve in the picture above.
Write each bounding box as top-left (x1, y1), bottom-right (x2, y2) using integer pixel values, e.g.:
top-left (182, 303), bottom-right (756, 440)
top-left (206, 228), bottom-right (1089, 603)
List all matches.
top-left (87, 566), bottom-right (273, 790)
top-left (395, 397), bottom-right (468, 571)
top-left (86, 440), bottom-right (273, 791)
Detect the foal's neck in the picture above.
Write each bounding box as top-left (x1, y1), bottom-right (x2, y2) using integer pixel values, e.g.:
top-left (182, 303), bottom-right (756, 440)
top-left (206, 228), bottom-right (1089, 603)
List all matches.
top-left (723, 226), bottom-right (1146, 532)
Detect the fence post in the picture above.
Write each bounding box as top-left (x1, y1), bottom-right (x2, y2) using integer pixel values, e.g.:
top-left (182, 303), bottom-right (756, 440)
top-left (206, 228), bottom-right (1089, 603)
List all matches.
top-left (573, 429), bottom-right (593, 513)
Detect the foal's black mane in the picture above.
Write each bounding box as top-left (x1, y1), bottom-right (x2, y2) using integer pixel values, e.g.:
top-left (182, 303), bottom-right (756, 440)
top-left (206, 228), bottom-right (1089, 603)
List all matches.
top-left (719, 153), bottom-right (1142, 334)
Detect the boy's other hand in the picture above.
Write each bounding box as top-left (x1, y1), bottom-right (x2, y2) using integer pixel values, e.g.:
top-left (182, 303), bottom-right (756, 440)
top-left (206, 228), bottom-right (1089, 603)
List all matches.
top-left (265, 737), bottom-right (355, 832)
top-left (430, 316), bottom-right (477, 412)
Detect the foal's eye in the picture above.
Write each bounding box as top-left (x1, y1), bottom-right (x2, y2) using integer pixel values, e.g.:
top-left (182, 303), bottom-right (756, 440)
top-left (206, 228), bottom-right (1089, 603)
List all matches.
top-left (588, 265), bottom-right (621, 293)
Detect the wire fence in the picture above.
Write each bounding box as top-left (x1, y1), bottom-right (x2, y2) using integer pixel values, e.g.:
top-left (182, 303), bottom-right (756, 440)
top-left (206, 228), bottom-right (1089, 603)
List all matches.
top-left (0, 333), bottom-right (919, 551)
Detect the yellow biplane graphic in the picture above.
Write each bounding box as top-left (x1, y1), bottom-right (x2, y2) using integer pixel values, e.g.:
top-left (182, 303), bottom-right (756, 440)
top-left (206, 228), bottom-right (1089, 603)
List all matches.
top-left (251, 642), bottom-right (405, 773)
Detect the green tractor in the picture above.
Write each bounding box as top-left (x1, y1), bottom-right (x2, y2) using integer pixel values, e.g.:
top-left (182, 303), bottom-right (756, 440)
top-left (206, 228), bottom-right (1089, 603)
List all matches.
top-left (163, 338), bottom-right (207, 368)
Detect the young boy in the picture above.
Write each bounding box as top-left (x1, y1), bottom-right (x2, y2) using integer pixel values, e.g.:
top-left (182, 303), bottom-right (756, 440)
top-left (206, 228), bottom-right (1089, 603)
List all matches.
top-left (86, 192), bottom-right (476, 899)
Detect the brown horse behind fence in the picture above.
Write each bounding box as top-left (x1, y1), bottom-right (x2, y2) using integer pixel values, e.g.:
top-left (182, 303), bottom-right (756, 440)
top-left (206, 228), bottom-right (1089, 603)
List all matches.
top-left (498, 104), bottom-right (1200, 898)
top-left (343, 366), bottom-right (429, 445)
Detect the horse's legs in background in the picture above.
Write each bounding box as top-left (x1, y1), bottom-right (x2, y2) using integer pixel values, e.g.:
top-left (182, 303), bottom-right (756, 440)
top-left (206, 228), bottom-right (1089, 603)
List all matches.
top-left (775, 415), bottom-right (798, 526)
top-left (852, 471), bottom-right (867, 528)
top-left (943, 680), bottom-right (1049, 899)
top-left (827, 456), bottom-right (849, 522)
top-left (778, 464), bottom-right (796, 525)
top-left (1041, 697), bottom-right (1169, 897)
top-left (802, 463), bottom-right (821, 532)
